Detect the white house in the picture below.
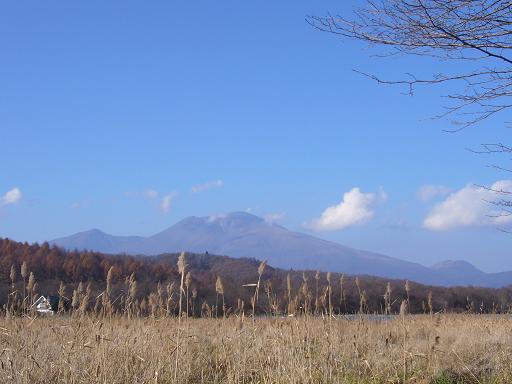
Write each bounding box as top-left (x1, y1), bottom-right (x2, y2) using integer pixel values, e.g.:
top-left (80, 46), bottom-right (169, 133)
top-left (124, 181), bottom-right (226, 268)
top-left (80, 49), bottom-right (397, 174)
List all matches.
top-left (32, 296), bottom-right (55, 315)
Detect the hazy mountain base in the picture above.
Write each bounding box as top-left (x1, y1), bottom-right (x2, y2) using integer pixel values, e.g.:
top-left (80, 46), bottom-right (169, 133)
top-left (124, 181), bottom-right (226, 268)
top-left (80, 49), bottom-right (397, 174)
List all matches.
top-left (2, 314), bottom-right (511, 384)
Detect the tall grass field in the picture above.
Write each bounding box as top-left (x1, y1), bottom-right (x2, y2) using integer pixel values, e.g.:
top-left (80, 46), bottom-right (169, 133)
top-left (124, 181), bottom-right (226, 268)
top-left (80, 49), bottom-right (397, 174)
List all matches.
top-left (2, 314), bottom-right (512, 383)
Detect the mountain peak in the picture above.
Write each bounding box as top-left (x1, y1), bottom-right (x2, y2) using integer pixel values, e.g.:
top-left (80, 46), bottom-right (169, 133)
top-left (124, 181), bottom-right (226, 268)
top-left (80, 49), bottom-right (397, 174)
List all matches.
top-left (206, 211), bottom-right (264, 224)
top-left (431, 260), bottom-right (483, 274)
top-left (50, 214), bottom-right (509, 287)
top-left (84, 228), bottom-right (107, 235)
top-left (174, 212), bottom-right (266, 231)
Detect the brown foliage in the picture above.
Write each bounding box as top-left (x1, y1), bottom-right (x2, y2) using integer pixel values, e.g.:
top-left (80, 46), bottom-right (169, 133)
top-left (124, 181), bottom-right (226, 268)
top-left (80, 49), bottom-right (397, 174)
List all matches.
top-left (2, 238), bottom-right (512, 315)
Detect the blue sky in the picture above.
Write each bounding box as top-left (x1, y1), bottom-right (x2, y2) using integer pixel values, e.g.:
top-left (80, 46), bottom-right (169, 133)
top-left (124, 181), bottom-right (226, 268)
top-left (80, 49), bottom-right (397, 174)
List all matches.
top-left (1, 1), bottom-right (511, 272)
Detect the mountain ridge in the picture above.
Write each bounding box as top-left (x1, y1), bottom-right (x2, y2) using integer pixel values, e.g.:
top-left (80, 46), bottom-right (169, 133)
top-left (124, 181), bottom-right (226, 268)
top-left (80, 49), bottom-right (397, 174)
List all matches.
top-left (50, 211), bottom-right (511, 287)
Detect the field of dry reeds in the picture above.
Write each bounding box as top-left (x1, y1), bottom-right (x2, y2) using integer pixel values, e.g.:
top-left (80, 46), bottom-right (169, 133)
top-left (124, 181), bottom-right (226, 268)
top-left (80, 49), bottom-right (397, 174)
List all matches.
top-left (1, 313), bottom-right (512, 384)
top-left (4, 253), bottom-right (512, 383)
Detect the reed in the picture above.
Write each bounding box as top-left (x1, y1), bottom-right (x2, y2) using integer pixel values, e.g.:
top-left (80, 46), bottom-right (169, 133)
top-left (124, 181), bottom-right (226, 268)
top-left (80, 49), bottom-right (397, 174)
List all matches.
top-left (326, 271), bottom-right (332, 317)
top-left (314, 270), bottom-right (320, 315)
top-left (286, 273), bottom-right (293, 315)
top-left (427, 290), bottom-right (433, 316)
top-left (215, 275), bottom-right (225, 318)
top-left (57, 281), bottom-right (66, 314)
top-left (177, 251), bottom-right (187, 320)
top-left (339, 273), bottom-right (345, 313)
top-left (384, 282), bottom-right (392, 315)
top-left (185, 271), bottom-right (191, 318)
top-left (20, 261), bottom-right (27, 312)
top-left (27, 272), bottom-right (36, 312)
top-left (251, 260), bottom-right (266, 320)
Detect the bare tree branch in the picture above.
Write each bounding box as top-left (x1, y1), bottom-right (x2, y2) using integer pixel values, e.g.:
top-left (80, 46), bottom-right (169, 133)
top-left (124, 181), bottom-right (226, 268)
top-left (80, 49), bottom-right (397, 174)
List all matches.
top-left (308, 1), bottom-right (512, 230)
top-left (307, 0), bottom-right (512, 127)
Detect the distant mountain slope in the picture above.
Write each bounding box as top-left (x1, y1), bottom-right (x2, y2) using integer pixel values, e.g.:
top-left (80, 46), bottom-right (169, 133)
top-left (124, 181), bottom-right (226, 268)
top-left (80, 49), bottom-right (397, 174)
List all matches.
top-left (132, 213), bottom-right (432, 281)
top-left (50, 212), bottom-right (512, 287)
top-left (51, 229), bottom-right (144, 254)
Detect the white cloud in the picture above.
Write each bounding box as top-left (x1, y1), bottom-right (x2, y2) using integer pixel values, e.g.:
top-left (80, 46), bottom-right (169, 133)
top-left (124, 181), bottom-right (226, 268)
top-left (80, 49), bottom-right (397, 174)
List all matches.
top-left (143, 189), bottom-right (159, 199)
top-left (191, 180), bottom-right (223, 193)
top-left (418, 185), bottom-right (452, 201)
top-left (0, 188), bottom-right (22, 207)
top-left (207, 213), bottom-right (227, 223)
top-left (160, 193), bottom-right (177, 214)
top-left (306, 187), bottom-right (384, 231)
top-left (423, 180), bottom-right (512, 230)
top-left (264, 212), bottom-right (286, 223)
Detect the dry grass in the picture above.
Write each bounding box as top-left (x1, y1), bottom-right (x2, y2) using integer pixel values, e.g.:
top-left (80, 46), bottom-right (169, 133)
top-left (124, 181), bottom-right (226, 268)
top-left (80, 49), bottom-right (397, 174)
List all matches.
top-left (1, 314), bottom-right (512, 383)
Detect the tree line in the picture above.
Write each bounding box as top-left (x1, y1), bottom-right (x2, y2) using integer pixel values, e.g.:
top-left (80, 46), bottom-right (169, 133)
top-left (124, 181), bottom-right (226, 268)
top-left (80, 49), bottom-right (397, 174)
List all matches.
top-left (2, 237), bottom-right (512, 316)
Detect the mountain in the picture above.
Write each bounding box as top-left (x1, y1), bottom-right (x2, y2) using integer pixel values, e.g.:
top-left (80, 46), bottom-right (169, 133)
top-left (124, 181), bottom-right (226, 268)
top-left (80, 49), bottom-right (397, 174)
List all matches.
top-left (51, 229), bottom-right (144, 254)
top-left (50, 212), bottom-right (512, 287)
top-left (430, 260), bottom-right (512, 288)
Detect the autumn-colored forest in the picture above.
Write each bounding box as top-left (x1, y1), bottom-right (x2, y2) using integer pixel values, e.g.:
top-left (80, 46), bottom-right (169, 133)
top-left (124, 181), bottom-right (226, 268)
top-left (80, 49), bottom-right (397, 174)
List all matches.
top-left (1, 237), bottom-right (512, 315)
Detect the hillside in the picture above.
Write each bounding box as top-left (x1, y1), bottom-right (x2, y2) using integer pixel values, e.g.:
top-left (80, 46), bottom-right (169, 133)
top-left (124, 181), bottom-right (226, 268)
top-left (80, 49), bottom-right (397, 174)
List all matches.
top-left (2, 237), bottom-right (512, 314)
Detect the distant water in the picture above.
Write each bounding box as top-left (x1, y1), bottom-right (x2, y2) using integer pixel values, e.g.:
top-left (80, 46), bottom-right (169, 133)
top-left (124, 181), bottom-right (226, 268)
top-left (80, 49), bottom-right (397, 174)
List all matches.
top-left (280, 314), bottom-right (396, 321)
top-left (337, 314), bottom-right (396, 321)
